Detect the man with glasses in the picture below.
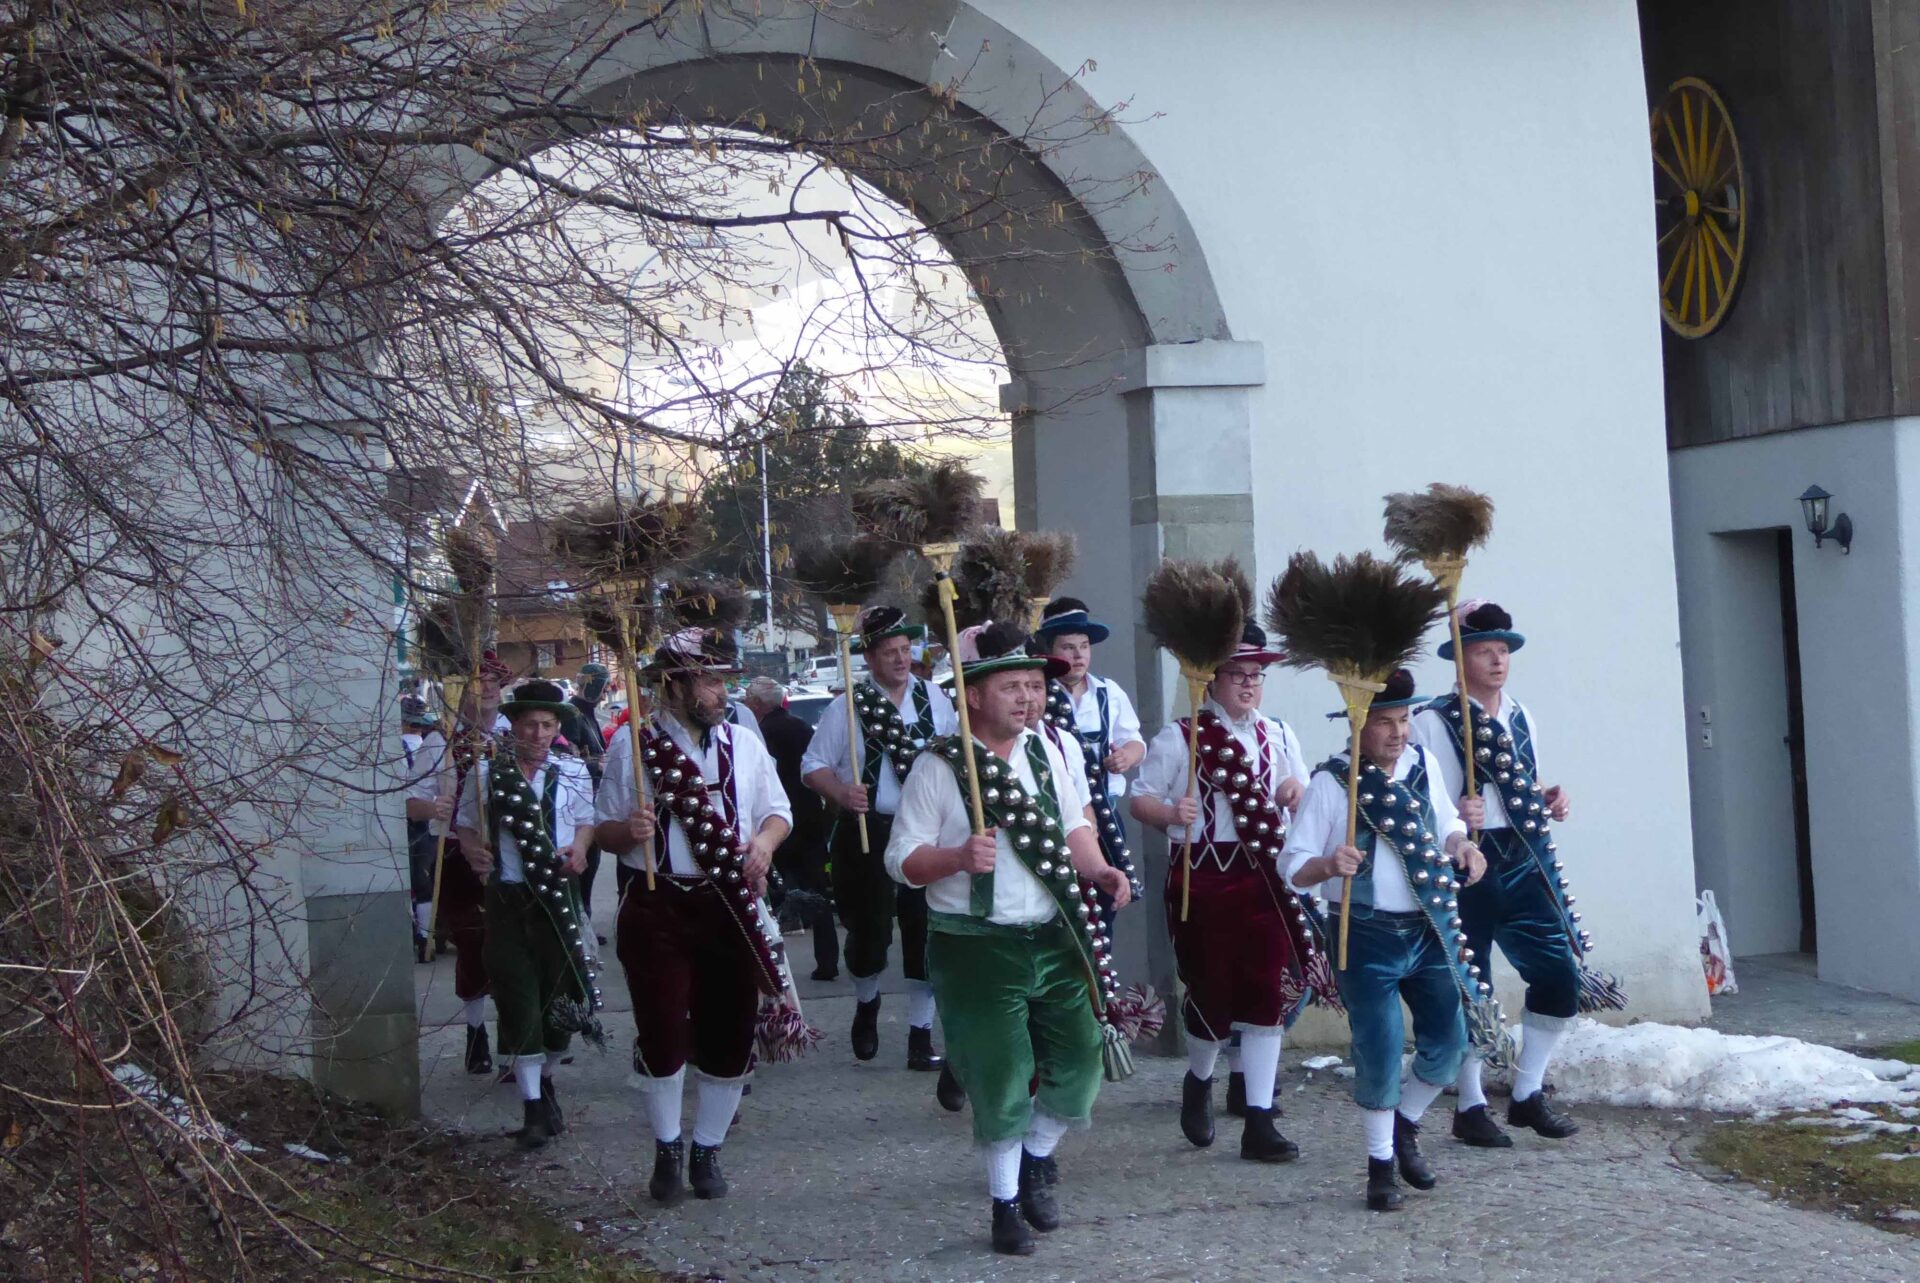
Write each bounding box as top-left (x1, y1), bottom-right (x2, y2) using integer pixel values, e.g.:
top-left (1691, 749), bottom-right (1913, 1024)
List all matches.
top-left (1132, 622), bottom-right (1314, 1162)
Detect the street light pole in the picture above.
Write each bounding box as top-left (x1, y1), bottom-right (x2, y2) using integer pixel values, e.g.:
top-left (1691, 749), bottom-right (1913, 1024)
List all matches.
top-left (759, 438), bottom-right (776, 642)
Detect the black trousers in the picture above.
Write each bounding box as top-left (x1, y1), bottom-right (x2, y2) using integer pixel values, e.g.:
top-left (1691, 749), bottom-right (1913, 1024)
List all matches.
top-left (830, 812), bottom-right (929, 981)
top-left (775, 836), bottom-right (839, 976)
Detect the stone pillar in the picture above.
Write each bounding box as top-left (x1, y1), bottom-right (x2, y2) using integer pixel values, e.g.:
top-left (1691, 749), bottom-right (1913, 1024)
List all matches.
top-left (1017, 340), bottom-right (1265, 1052)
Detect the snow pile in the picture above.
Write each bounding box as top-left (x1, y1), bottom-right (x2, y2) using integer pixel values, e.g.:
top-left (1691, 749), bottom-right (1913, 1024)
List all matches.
top-left (1507, 1018), bottom-right (1920, 1114)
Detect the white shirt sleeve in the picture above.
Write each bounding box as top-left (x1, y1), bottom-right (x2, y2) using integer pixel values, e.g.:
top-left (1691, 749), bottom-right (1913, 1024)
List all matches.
top-left (1282, 768), bottom-right (1348, 892)
top-left (1423, 747), bottom-right (1468, 846)
top-left (925, 679), bottom-right (960, 735)
top-left (455, 757), bottom-right (487, 831)
top-left (884, 752), bottom-right (959, 886)
top-left (406, 732), bottom-right (449, 803)
top-left (595, 729), bottom-right (636, 824)
top-left (732, 727), bottom-right (794, 832)
top-left (1041, 733), bottom-right (1092, 836)
top-left (800, 694), bottom-right (851, 782)
top-left (559, 758), bottom-right (595, 832)
top-left (1105, 680), bottom-right (1145, 749)
top-left (1131, 723), bottom-right (1188, 803)
top-left (1276, 720), bottom-right (1311, 792)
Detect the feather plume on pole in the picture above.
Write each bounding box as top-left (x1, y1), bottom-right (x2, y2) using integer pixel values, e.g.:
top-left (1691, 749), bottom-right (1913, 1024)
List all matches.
top-left (1266, 551), bottom-right (1447, 966)
top-left (791, 536), bottom-right (903, 856)
top-left (853, 462), bottom-right (991, 835)
top-left (1016, 531), bottom-right (1077, 629)
top-left (547, 496), bottom-right (696, 892)
top-left (1141, 559), bottom-right (1247, 921)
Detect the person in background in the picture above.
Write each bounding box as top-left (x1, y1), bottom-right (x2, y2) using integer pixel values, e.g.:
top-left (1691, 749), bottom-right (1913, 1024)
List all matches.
top-left (745, 675), bottom-right (838, 981)
top-left (399, 696), bottom-right (441, 961)
top-left (562, 661), bottom-right (611, 936)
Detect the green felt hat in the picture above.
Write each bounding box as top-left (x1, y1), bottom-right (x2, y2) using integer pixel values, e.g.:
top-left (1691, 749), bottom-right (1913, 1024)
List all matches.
top-left (850, 604), bottom-right (925, 652)
top-left (500, 678), bottom-right (574, 720)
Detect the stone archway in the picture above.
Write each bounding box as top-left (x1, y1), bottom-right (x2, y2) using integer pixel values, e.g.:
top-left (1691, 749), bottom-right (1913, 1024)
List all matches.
top-left (318, 2), bottom-right (1265, 1104)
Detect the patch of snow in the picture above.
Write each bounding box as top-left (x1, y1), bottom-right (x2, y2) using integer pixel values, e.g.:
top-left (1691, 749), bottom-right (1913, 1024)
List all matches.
top-left (109, 1063), bottom-right (262, 1153)
top-left (1300, 1055), bottom-right (1343, 1072)
top-left (1480, 1019), bottom-right (1920, 1115)
top-left (1333, 1066), bottom-right (1355, 1078)
top-left (1876, 1153), bottom-right (1920, 1163)
top-left (283, 1143), bottom-right (342, 1164)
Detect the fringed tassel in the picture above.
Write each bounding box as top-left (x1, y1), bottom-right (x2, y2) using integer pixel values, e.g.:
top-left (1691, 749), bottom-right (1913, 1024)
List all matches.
top-left (755, 999), bottom-right (824, 1064)
top-left (773, 888), bottom-right (832, 933)
top-left (548, 995), bottom-right (606, 1050)
top-left (1577, 966), bottom-right (1628, 1013)
top-left (1100, 1021), bottom-right (1136, 1083)
top-left (1466, 1000), bottom-right (1518, 1071)
top-left (1103, 983), bottom-right (1166, 1045)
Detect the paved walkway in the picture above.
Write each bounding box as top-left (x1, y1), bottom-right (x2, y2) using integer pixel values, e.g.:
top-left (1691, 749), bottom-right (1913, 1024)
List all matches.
top-left (417, 922), bottom-right (1920, 1282)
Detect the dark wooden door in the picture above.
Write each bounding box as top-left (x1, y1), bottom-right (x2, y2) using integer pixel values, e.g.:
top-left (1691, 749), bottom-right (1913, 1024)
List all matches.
top-left (1776, 529), bottom-right (1817, 953)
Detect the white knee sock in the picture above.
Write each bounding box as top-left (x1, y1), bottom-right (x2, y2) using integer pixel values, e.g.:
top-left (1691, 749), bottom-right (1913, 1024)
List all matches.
top-left (643, 1068), bottom-right (685, 1143)
top-left (1513, 1021), bottom-right (1567, 1102)
top-left (461, 997), bottom-right (486, 1028)
top-left (1364, 1109), bottom-right (1395, 1161)
top-left (691, 1079), bottom-right (745, 1148)
top-left (1024, 1112), bottom-right (1071, 1159)
top-left (513, 1056), bottom-right (544, 1102)
top-left (852, 973), bottom-right (882, 1003)
top-left (1397, 1075), bottom-right (1446, 1124)
top-left (906, 980), bottom-right (936, 1029)
top-left (1238, 1029), bottom-right (1283, 1110)
top-left (413, 902), bottom-right (432, 933)
top-left (1226, 1040), bottom-right (1243, 1073)
top-left (1186, 1037), bottom-right (1226, 1082)
top-left (1455, 1056), bottom-right (1487, 1110)
top-left (985, 1138), bottom-right (1022, 1200)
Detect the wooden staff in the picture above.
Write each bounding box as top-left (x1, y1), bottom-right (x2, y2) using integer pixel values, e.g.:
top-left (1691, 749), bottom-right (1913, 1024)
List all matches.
top-left (617, 605), bottom-right (657, 891)
top-left (1426, 556), bottom-right (1475, 819)
top-left (825, 602), bottom-right (870, 854)
top-left (1176, 665), bottom-right (1212, 923)
top-left (1330, 668), bottom-right (1386, 970)
top-left (925, 543), bottom-right (987, 835)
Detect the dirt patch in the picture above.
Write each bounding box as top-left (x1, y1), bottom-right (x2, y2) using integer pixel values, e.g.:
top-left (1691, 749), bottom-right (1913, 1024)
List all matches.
top-left (0, 1070), bottom-right (669, 1281)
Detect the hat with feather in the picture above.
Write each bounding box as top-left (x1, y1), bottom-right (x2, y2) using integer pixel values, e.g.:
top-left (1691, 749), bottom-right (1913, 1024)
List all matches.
top-left (501, 678), bottom-right (574, 720)
top-left (852, 604), bottom-right (925, 652)
top-left (957, 620), bottom-right (1059, 680)
top-left (1437, 599), bottom-right (1526, 659)
top-left (644, 626), bottom-right (745, 677)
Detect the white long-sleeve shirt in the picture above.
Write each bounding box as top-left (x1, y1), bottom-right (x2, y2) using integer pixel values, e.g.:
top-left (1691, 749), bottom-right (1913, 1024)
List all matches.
top-left (1281, 745), bottom-right (1466, 912)
top-left (595, 714), bottom-right (792, 877)
top-left (1410, 691), bottom-right (1540, 831)
top-left (800, 677), bottom-right (957, 814)
top-left (884, 729), bottom-right (1090, 927)
top-left (454, 752), bottom-right (595, 884)
top-left (1060, 674), bottom-right (1144, 799)
top-left (1131, 699), bottom-right (1309, 844)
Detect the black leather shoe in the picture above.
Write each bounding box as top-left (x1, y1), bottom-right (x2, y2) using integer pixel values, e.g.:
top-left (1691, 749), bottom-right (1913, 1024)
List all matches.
top-left (649, 1139), bottom-right (684, 1203)
top-left (851, 996), bottom-right (881, 1061)
top-left (1366, 1157), bottom-right (1403, 1211)
top-left (990, 1197), bottom-right (1035, 1255)
top-left (1508, 1090), bottom-right (1580, 1138)
top-left (936, 1063), bottom-right (967, 1112)
top-left (464, 1025), bottom-right (493, 1075)
top-left (1179, 1071), bottom-right (1215, 1148)
top-left (414, 934), bottom-right (431, 964)
top-left (689, 1143), bottom-right (727, 1199)
top-left (1392, 1112), bottom-right (1436, 1189)
top-left (1452, 1103), bottom-right (1513, 1148)
top-left (1225, 1070), bottom-right (1247, 1117)
top-left (513, 1098), bottom-right (550, 1152)
top-left (541, 1077), bottom-right (564, 1136)
top-left (1018, 1151), bottom-right (1060, 1232)
top-left (811, 965), bottom-right (840, 982)
top-left (907, 1025), bottom-right (944, 1072)
top-left (1239, 1106), bottom-right (1300, 1162)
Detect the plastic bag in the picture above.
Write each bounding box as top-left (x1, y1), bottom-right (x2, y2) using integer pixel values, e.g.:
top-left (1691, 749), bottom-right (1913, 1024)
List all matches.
top-left (1697, 889), bottom-right (1738, 996)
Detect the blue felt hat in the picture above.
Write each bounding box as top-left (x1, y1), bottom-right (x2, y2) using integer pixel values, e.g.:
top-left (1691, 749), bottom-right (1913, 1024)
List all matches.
top-left (1033, 597), bottom-right (1110, 646)
top-left (1437, 600), bottom-right (1527, 661)
top-left (1325, 668), bottom-right (1423, 719)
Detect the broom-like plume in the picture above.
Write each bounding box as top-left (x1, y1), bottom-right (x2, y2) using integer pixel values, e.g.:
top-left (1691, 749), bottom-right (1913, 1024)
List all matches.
top-left (1215, 554), bottom-right (1254, 618)
top-left (1381, 483), bottom-right (1496, 565)
top-left (414, 599), bottom-right (489, 677)
top-left (443, 523), bottom-right (496, 598)
top-left (790, 536), bottom-right (898, 607)
top-left (853, 460), bottom-right (985, 548)
top-left (1017, 531), bottom-right (1078, 602)
top-left (1141, 559), bottom-right (1244, 673)
top-left (953, 529), bottom-right (1032, 626)
top-left (547, 497), bottom-right (695, 582)
top-left (1265, 551), bottom-right (1446, 679)
top-left (663, 577), bottom-right (751, 632)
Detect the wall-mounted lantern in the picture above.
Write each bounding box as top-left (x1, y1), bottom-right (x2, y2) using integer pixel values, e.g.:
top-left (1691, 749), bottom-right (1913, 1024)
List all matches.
top-left (1798, 485), bottom-right (1853, 554)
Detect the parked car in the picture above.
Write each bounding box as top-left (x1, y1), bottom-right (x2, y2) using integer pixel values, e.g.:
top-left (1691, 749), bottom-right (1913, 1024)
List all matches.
top-left (785, 684), bottom-right (834, 728)
top-left (795, 653), bottom-right (864, 690)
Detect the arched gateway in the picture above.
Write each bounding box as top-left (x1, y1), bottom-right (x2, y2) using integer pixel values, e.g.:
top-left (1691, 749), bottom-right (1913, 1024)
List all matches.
top-left (313, 0), bottom-right (1260, 1111)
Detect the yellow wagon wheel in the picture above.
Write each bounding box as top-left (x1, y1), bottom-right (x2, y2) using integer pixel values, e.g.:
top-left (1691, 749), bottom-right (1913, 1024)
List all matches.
top-left (1652, 77), bottom-right (1747, 339)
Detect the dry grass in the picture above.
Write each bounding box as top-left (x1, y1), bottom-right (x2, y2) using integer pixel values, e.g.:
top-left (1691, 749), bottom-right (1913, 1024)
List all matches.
top-left (1699, 1104), bottom-right (1920, 1238)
